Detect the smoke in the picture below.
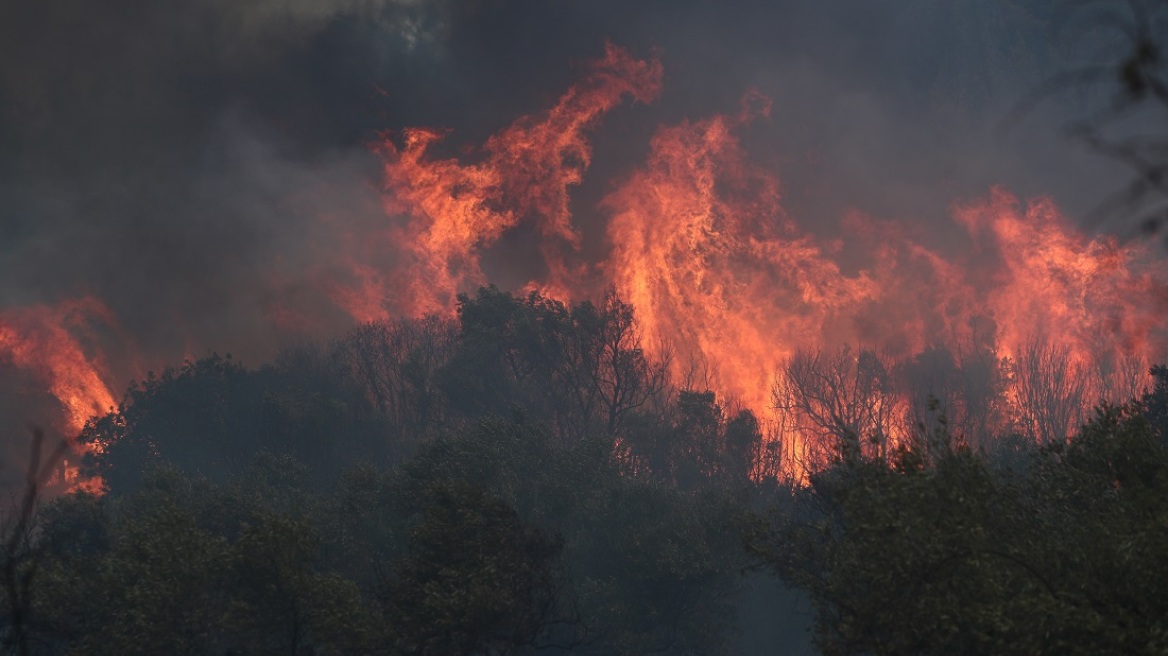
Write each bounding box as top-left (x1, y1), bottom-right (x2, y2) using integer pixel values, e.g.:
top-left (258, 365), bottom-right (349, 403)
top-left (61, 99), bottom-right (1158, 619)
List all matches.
top-left (0, 0), bottom-right (1156, 455)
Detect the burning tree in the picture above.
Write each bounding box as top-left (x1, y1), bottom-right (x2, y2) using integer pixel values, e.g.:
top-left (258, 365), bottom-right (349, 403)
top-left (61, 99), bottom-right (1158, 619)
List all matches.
top-left (773, 346), bottom-right (904, 468)
top-left (1009, 337), bottom-right (1093, 445)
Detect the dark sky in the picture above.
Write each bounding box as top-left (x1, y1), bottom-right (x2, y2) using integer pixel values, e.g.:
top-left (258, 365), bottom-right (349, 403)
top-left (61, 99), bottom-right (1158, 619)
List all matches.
top-left (0, 0), bottom-right (1150, 380)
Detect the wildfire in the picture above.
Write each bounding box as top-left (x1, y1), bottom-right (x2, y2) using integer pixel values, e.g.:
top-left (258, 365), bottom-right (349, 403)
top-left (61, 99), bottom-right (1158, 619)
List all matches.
top-left (603, 91), bottom-right (880, 415)
top-left (4, 44), bottom-right (1166, 485)
top-left (358, 45), bottom-right (1168, 466)
top-left (334, 43), bottom-right (664, 320)
top-left (602, 105), bottom-right (1168, 458)
top-left (0, 298), bottom-right (119, 492)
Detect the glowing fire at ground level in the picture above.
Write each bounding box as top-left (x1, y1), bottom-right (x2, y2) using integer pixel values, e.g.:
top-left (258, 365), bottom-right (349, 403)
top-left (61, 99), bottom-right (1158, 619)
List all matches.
top-left (2, 45), bottom-right (1166, 489)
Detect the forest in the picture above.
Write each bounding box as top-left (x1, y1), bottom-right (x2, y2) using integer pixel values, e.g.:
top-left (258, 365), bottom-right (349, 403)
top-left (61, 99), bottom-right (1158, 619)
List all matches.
top-left (4, 3), bottom-right (1168, 653)
top-left (3, 287), bottom-right (1167, 655)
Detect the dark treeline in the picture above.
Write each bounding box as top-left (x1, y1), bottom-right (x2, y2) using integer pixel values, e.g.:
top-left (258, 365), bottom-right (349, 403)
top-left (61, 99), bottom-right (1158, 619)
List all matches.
top-left (2, 287), bottom-right (1168, 654)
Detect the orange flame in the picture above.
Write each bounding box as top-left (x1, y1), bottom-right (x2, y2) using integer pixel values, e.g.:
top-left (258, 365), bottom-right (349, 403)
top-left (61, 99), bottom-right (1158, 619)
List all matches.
top-left (603, 93), bottom-right (880, 415)
top-left (357, 49), bottom-right (1168, 472)
top-left (0, 298), bottom-right (119, 492)
top-left (952, 189), bottom-right (1168, 364)
top-left (9, 46), bottom-right (1158, 487)
top-left (330, 44), bottom-right (664, 320)
top-left (603, 105), bottom-right (1168, 459)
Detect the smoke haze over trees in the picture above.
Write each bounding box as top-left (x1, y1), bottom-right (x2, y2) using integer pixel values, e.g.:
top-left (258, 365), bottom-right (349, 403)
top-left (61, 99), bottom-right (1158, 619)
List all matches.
top-left (1, 287), bottom-right (1167, 653)
top-left (4, 0), bottom-right (1168, 653)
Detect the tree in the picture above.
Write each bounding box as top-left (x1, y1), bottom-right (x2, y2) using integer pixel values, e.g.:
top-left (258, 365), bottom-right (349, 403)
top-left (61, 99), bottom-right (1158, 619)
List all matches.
top-left (0, 427), bottom-right (66, 656)
top-left (438, 287), bottom-right (667, 445)
top-left (570, 291), bottom-right (669, 438)
top-left (619, 390), bottom-right (763, 489)
top-left (575, 481), bottom-right (746, 656)
top-left (82, 352), bottom-right (397, 494)
top-left (393, 416), bottom-right (749, 655)
top-left (898, 345), bottom-right (1009, 453)
top-left (32, 460), bottom-right (377, 655)
top-left (773, 346), bottom-right (903, 468)
top-left (749, 404), bottom-right (1168, 655)
top-left (1142, 362), bottom-right (1168, 436)
top-left (383, 481), bottom-right (577, 656)
top-left (1009, 337), bottom-right (1091, 445)
top-left (330, 316), bottom-right (457, 446)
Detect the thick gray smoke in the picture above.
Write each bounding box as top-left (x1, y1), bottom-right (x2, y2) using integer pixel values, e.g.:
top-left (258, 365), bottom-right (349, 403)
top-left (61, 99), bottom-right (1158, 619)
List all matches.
top-left (0, 0), bottom-right (1146, 435)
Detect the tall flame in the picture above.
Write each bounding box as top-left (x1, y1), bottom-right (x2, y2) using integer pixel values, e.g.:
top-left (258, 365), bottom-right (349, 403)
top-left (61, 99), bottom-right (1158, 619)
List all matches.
top-left (361, 52), bottom-right (1168, 464)
top-left (333, 43), bottom-right (664, 320)
top-left (604, 102), bottom-right (1168, 456)
top-left (5, 45), bottom-right (1166, 486)
top-left (0, 298), bottom-right (118, 436)
top-left (603, 92), bottom-right (879, 414)
top-left (0, 297), bottom-right (120, 492)
top-left (952, 189), bottom-right (1168, 364)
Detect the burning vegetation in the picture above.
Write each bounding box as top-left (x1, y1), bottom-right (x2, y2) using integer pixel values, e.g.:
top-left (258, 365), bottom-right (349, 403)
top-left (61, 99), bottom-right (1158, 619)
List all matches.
top-left (3, 25), bottom-right (1168, 656)
top-left (1, 45), bottom-right (1167, 487)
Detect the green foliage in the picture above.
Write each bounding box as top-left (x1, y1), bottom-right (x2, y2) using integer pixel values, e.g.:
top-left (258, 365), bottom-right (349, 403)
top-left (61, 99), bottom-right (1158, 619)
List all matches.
top-left (40, 285), bottom-right (1168, 654)
top-left (752, 404), bottom-right (1168, 655)
top-left (394, 417), bottom-right (748, 655)
top-left (33, 463), bottom-right (377, 655)
top-left (440, 286), bottom-right (666, 443)
top-left (81, 352), bottom-right (395, 494)
top-left (576, 481), bottom-right (746, 656)
top-left (384, 481), bottom-right (570, 655)
top-left (1141, 364), bottom-right (1168, 438)
top-left (622, 391), bottom-right (762, 490)
top-left (29, 287), bottom-right (780, 655)
top-left (18, 413), bottom-right (754, 655)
